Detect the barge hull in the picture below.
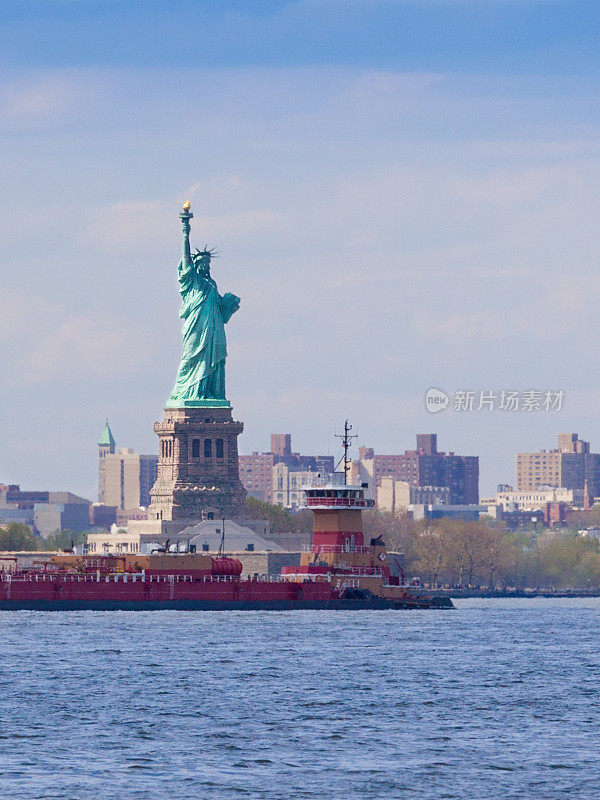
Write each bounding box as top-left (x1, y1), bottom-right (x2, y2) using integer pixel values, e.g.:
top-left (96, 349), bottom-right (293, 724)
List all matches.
top-left (0, 597), bottom-right (452, 611)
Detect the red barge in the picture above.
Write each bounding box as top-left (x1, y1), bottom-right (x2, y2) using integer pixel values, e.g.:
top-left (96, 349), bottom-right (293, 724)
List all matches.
top-left (0, 484), bottom-right (452, 611)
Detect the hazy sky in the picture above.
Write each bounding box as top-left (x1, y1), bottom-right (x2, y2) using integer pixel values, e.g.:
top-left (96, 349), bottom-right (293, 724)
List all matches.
top-left (1, 0), bottom-right (600, 500)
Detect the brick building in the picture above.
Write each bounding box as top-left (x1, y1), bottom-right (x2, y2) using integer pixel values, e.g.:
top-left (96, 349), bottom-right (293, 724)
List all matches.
top-left (516, 433), bottom-right (600, 497)
top-left (239, 434), bottom-right (335, 505)
top-left (348, 434), bottom-right (479, 505)
top-left (238, 452), bottom-right (275, 502)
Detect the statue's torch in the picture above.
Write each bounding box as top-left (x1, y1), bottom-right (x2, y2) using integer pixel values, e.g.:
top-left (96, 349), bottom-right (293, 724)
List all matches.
top-left (180, 201), bottom-right (193, 265)
top-left (180, 200), bottom-right (193, 228)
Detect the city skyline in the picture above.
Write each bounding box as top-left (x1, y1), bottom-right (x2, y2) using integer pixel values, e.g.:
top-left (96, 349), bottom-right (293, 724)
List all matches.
top-left (2, 1), bottom-right (600, 499)
top-left (12, 417), bottom-right (600, 511)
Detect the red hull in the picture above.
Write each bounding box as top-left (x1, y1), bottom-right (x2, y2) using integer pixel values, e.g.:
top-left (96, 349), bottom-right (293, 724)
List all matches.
top-left (0, 573), bottom-right (452, 610)
top-left (0, 573), bottom-right (332, 606)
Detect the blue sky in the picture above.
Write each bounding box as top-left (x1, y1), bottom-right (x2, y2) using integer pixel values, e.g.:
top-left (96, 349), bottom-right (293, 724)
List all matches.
top-left (1, 0), bottom-right (600, 499)
top-left (2, 1), bottom-right (599, 74)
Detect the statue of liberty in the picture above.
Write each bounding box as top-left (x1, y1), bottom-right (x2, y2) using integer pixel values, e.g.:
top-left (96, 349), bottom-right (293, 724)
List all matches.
top-left (166, 202), bottom-right (240, 408)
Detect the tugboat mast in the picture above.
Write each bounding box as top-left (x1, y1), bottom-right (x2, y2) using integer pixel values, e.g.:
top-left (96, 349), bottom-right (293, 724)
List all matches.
top-left (335, 419), bottom-right (358, 485)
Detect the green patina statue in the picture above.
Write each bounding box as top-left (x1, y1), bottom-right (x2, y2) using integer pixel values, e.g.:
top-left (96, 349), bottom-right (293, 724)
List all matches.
top-left (166, 202), bottom-right (240, 408)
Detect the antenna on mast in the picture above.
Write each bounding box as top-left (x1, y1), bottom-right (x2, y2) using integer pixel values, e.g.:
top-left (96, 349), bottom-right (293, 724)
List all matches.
top-left (218, 517), bottom-right (226, 558)
top-left (335, 420), bottom-right (358, 485)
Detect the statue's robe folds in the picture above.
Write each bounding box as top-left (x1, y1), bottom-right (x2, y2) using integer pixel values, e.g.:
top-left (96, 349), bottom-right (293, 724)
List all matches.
top-left (169, 257), bottom-right (239, 403)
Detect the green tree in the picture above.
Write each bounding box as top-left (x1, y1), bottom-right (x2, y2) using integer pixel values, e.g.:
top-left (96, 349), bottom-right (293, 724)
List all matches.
top-left (0, 523), bottom-right (40, 551)
top-left (244, 496), bottom-right (313, 534)
top-left (478, 526), bottom-right (515, 588)
top-left (532, 533), bottom-right (600, 589)
top-left (41, 530), bottom-right (88, 552)
top-left (414, 526), bottom-right (449, 586)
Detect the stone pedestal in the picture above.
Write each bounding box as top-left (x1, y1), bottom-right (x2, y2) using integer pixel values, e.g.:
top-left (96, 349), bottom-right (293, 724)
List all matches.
top-left (147, 405), bottom-right (247, 525)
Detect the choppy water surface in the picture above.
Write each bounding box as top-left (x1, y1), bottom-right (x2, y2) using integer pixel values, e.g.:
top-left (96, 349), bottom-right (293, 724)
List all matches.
top-left (0, 598), bottom-right (599, 799)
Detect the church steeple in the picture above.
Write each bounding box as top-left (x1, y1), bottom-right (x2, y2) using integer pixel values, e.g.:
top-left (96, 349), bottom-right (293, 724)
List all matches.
top-left (98, 418), bottom-right (116, 460)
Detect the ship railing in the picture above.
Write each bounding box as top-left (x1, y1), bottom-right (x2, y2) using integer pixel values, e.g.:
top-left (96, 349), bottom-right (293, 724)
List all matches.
top-left (304, 544), bottom-right (372, 554)
top-left (2, 572), bottom-right (241, 584)
top-left (336, 578), bottom-right (360, 590)
top-left (337, 566), bottom-right (382, 576)
top-left (3, 571), bottom-right (350, 586)
top-left (287, 565), bottom-right (382, 577)
top-left (305, 498), bottom-right (372, 508)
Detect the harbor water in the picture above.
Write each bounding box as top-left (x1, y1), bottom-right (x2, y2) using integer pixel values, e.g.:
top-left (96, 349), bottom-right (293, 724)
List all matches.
top-left (0, 598), bottom-right (598, 799)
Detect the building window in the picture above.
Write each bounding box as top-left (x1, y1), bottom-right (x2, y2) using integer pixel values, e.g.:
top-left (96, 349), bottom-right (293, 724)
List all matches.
top-left (192, 439), bottom-right (200, 458)
top-left (204, 439), bottom-right (212, 458)
top-left (216, 439), bottom-right (224, 459)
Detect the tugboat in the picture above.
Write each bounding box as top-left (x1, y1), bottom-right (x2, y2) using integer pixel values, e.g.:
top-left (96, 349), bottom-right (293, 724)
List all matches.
top-left (280, 482), bottom-right (451, 608)
top-left (280, 420), bottom-right (451, 608)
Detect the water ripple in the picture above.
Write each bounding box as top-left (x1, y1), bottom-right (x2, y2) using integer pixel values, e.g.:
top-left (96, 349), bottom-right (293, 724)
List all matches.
top-left (0, 598), bottom-right (599, 799)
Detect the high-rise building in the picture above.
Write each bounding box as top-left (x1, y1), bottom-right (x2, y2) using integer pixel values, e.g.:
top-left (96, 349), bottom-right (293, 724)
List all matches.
top-left (98, 419), bottom-right (116, 460)
top-left (270, 434), bottom-right (292, 459)
top-left (239, 452), bottom-right (275, 503)
top-left (98, 448), bottom-right (158, 509)
top-left (33, 492), bottom-right (91, 538)
top-left (347, 434), bottom-right (479, 505)
top-left (271, 462), bottom-right (339, 510)
top-left (98, 420), bottom-right (116, 503)
top-left (416, 433), bottom-right (437, 455)
top-left (97, 422), bottom-right (158, 510)
top-left (516, 433), bottom-right (600, 496)
top-left (377, 478), bottom-right (450, 514)
top-left (239, 434), bottom-right (335, 505)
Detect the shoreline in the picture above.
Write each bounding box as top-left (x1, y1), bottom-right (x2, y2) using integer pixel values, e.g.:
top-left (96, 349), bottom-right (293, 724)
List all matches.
top-left (434, 588), bottom-right (600, 599)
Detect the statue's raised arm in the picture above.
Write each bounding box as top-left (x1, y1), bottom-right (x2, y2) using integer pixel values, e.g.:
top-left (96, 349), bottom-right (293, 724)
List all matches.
top-left (177, 201), bottom-right (194, 291)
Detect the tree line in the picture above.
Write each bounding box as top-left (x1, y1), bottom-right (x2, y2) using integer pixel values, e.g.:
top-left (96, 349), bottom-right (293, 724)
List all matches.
top-left (363, 510), bottom-right (600, 590)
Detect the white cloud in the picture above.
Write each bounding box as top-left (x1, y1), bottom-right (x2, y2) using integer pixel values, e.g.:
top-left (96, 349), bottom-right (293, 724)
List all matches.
top-left (82, 200), bottom-right (172, 250)
top-left (21, 317), bottom-right (147, 383)
top-left (0, 289), bottom-right (158, 387)
top-left (0, 73), bottom-right (82, 126)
